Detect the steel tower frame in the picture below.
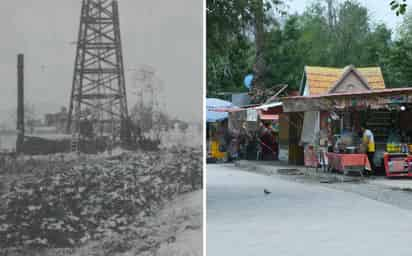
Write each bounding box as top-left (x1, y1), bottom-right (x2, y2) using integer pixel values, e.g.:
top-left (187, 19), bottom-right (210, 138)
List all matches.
top-left (67, 0), bottom-right (129, 147)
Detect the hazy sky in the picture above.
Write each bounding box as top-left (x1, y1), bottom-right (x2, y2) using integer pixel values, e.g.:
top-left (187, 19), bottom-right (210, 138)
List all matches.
top-left (0, 0), bottom-right (203, 125)
top-left (288, 0), bottom-right (411, 30)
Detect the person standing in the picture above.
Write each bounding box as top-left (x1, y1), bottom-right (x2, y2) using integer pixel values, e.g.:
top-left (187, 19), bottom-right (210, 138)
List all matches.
top-left (361, 125), bottom-right (375, 175)
top-left (259, 121), bottom-right (277, 161)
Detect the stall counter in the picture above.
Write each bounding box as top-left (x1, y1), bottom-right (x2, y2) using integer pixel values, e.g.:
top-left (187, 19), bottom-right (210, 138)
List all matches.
top-left (383, 153), bottom-right (412, 177)
top-left (326, 153), bottom-right (371, 174)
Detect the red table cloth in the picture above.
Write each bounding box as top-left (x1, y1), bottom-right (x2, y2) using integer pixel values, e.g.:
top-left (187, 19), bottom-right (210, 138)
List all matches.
top-left (326, 153), bottom-right (371, 172)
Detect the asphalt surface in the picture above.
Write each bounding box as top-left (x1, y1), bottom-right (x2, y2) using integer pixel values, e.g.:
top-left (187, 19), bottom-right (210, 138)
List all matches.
top-left (207, 164), bottom-right (412, 256)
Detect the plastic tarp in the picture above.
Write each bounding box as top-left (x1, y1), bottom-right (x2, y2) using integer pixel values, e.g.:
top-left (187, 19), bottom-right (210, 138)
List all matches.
top-left (301, 111), bottom-right (320, 144)
top-left (206, 98), bottom-right (236, 122)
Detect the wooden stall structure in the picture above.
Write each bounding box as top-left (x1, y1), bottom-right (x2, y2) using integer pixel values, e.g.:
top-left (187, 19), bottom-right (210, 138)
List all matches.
top-left (281, 65), bottom-right (412, 176)
top-left (282, 87), bottom-right (412, 176)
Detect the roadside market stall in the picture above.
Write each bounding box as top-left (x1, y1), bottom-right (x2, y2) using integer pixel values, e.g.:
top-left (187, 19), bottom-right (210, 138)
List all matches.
top-left (282, 87), bottom-right (412, 176)
top-left (206, 98), bottom-right (237, 162)
top-left (254, 102), bottom-right (282, 161)
top-left (225, 102), bottom-right (282, 161)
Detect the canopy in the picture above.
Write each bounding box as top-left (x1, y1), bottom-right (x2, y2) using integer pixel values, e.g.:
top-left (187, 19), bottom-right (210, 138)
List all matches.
top-left (206, 98), bottom-right (236, 122)
top-left (282, 87), bottom-right (412, 112)
top-left (259, 111), bottom-right (279, 121)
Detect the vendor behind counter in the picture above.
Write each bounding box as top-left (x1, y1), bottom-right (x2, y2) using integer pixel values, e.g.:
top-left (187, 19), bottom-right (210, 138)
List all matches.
top-left (259, 121), bottom-right (278, 161)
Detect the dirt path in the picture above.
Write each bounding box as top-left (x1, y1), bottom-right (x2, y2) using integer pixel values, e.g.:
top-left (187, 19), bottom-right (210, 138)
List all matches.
top-left (73, 189), bottom-right (203, 256)
top-left (154, 190), bottom-right (203, 256)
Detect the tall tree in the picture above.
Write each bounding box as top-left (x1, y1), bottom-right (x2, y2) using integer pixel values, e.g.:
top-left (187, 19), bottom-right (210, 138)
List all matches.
top-left (398, 10), bottom-right (412, 41)
top-left (207, 0), bottom-right (408, 99)
top-left (207, 0), bottom-right (284, 97)
top-left (384, 11), bottom-right (412, 87)
top-left (391, 0), bottom-right (408, 15)
top-left (333, 1), bottom-right (370, 65)
top-left (251, 0), bottom-right (267, 90)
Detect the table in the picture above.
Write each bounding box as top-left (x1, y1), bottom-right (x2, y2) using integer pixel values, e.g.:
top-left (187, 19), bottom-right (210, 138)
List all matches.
top-left (326, 153), bottom-right (371, 175)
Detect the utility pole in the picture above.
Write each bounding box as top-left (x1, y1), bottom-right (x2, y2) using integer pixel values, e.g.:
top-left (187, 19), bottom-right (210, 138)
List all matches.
top-left (16, 54), bottom-right (24, 154)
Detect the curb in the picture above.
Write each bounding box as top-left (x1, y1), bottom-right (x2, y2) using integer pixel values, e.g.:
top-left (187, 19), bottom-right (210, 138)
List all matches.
top-left (369, 180), bottom-right (412, 191)
top-left (234, 160), bottom-right (364, 183)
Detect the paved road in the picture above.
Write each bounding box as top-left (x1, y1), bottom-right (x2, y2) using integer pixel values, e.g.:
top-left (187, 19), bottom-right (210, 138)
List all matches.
top-left (207, 164), bottom-right (412, 256)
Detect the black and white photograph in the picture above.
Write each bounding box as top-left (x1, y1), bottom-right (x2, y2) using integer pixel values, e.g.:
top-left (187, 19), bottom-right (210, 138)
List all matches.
top-left (0, 0), bottom-right (203, 255)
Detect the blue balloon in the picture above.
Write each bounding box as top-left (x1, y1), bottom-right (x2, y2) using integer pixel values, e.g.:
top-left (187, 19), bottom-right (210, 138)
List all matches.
top-left (244, 74), bottom-right (253, 89)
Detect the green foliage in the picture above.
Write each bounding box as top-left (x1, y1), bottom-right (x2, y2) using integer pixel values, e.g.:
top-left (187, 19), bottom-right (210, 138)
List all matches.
top-left (207, 36), bottom-right (253, 97)
top-left (206, 0), bottom-right (284, 96)
top-left (208, 0), bottom-right (412, 96)
top-left (264, 15), bottom-right (306, 90)
top-left (333, 1), bottom-right (370, 65)
top-left (384, 39), bottom-right (412, 87)
top-left (382, 11), bottom-right (412, 87)
top-left (391, 0), bottom-right (408, 16)
top-left (398, 10), bottom-right (412, 41)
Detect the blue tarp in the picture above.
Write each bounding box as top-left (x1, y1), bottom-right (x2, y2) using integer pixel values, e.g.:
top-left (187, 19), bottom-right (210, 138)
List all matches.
top-left (206, 98), bottom-right (235, 123)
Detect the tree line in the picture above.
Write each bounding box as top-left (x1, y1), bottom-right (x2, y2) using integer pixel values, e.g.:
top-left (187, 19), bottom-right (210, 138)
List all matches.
top-left (207, 0), bottom-right (412, 97)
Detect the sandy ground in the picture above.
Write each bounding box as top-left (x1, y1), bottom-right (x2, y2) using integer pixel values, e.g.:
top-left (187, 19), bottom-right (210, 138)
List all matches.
top-left (76, 189), bottom-right (203, 256)
top-left (155, 190), bottom-right (203, 256)
top-left (208, 164), bottom-right (412, 256)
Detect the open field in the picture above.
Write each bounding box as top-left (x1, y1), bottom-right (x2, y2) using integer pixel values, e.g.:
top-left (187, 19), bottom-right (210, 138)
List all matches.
top-left (0, 147), bottom-right (202, 256)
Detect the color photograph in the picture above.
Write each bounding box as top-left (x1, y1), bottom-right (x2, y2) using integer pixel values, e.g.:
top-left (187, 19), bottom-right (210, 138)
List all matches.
top-left (207, 0), bottom-right (412, 255)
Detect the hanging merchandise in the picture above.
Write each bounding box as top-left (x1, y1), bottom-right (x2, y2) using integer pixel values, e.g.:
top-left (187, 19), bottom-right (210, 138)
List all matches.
top-left (330, 111), bottom-right (339, 121)
top-left (301, 111), bottom-right (320, 145)
top-left (246, 109), bottom-right (258, 122)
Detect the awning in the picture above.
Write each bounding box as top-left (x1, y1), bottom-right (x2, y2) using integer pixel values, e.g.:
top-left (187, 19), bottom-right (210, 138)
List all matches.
top-left (206, 98), bottom-right (236, 122)
top-left (259, 110), bottom-right (279, 120)
top-left (207, 99), bottom-right (284, 122)
top-left (282, 87), bottom-right (412, 112)
top-left (257, 104), bottom-right (281, 120)
top-left (207, 107), bottom-right (243, 112)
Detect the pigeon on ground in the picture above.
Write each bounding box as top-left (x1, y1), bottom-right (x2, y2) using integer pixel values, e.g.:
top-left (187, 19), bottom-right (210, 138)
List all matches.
top-left (264, 189), bottom-right (271, 195)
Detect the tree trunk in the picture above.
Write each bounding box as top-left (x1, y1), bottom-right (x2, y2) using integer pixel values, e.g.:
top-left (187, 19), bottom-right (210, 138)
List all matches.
top-left (252, 0), bottom-right (266, 90)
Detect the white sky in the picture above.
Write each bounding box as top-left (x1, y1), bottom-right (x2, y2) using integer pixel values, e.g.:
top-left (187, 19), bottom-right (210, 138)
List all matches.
top-left (287, 0), bottom-right (411, 30)
top-left (0, 0), bottom-right (202, 126)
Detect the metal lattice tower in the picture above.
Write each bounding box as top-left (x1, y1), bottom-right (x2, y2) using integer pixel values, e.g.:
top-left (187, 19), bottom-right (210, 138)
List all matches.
top-left (67, 0), bottom-right (129, 149)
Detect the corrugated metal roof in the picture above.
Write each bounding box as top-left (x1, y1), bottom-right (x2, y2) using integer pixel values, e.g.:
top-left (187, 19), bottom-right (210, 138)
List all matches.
top-left (304, 66), bottom-right (386, 95)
